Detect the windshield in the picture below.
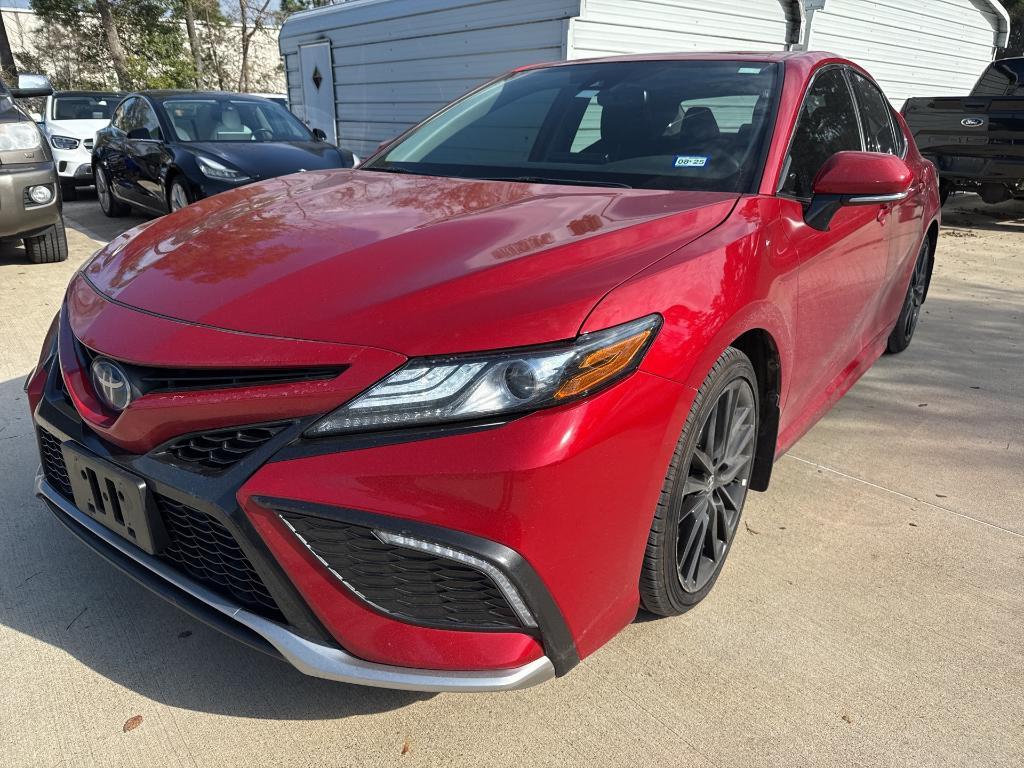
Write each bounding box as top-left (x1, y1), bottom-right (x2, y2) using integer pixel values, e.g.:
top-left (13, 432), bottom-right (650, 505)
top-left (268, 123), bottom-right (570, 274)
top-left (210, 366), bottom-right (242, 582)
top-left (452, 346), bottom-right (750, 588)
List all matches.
top-left (53, 94), bottom-right (119, 120)
top-left (364, 60), bottom-right (780, 192)
top-left (162, 98), bottom-right (312, 142)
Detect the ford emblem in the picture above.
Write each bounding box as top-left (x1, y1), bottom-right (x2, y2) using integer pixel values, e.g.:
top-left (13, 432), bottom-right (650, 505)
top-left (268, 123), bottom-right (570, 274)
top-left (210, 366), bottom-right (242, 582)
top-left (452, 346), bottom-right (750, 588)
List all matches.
top-left (90, 358), bottom-right (133, 412)
top-left (961, 118), bottom-right (985, 128)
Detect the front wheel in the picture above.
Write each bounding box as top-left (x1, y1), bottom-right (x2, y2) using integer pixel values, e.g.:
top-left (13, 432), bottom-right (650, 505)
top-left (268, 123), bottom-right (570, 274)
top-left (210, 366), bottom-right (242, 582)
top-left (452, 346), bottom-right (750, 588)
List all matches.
top-left (96, 165), bottom-right (129, 217)
top-left (24, 214), bottom-right (69, 264)
top-left (886, 238), bottom-right (931, 354)
top-left (168, 177), bottom-right (193, 212)
top-left (640, 347), bottom-right (759, 615)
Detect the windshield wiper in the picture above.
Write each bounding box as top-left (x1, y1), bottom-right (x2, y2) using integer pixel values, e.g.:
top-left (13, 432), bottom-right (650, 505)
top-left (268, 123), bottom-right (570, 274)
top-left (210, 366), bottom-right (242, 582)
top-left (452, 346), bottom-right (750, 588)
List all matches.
top-left (478, 175), bottom-right (633, 189)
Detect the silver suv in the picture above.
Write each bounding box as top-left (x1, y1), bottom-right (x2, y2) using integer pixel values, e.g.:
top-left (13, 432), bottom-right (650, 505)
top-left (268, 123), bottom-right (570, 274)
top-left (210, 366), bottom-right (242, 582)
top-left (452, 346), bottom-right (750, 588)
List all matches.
top-left (0, 74), bottom-right (67, 263)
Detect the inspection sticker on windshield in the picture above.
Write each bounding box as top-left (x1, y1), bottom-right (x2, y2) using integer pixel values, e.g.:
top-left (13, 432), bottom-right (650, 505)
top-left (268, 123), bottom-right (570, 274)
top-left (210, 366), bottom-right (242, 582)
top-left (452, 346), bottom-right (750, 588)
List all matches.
top-left (674, 156), bottom-right (708, 168)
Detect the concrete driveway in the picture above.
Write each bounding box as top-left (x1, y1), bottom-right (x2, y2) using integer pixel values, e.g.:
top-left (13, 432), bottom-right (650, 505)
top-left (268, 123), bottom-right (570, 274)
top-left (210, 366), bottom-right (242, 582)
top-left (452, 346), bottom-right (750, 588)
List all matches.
top-left (1, 192), bottom-right (1021, 767)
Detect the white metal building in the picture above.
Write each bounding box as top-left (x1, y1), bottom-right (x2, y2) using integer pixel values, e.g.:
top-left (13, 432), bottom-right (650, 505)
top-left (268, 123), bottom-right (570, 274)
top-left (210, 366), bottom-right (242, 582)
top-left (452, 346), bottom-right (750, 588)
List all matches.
top-left (279, 0), bottom-right (1010, 157)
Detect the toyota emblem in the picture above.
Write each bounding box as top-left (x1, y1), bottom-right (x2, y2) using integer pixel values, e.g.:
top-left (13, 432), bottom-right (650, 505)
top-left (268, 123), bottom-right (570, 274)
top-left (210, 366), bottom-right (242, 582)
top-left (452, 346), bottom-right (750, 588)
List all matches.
top-left (90, 358), bottom-right (133, 412)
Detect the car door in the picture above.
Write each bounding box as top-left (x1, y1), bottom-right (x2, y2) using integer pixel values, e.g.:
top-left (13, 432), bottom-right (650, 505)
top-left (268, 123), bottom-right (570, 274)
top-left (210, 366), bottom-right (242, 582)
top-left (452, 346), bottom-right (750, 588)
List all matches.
top-left (102, 96), bottom-right (134, 203)
top-left (848, 70), bottom-right (927, 336)
top-left (124, 97), bottom-right (169, 213)
top-left (775, 66), bottom-right (892, 430)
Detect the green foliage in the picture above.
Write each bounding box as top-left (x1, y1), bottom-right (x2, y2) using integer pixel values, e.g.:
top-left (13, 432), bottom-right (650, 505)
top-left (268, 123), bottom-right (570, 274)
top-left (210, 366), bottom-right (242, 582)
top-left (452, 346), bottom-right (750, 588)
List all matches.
top-left (28, 0), bottom-right (200, 89)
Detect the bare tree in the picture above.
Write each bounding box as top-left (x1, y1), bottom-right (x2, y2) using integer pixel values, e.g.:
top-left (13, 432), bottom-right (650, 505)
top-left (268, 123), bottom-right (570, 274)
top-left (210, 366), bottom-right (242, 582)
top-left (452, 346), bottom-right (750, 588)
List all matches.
top-left (237, 0), bottom-right (272, 92)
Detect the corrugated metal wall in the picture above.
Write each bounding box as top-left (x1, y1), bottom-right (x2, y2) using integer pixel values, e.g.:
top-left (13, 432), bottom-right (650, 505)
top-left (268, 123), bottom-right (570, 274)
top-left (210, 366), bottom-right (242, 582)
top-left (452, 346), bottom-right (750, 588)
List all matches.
top-left (804, 0), bottom-right (1004, 107)
top-left (568, 0), bottom-right (791, 58)
top-left (280, 0), bottom-right (582, 157)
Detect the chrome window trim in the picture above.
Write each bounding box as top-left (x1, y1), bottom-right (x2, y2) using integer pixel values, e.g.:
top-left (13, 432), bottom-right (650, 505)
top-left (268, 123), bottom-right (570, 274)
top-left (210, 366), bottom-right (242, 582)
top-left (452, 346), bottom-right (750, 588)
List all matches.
top-left (776, 63), bottom-right (864, 201)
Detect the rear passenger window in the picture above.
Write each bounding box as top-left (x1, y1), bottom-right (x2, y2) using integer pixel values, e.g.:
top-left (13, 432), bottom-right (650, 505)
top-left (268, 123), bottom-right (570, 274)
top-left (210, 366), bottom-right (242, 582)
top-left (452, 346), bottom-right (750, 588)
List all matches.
top-left (780, 68), bottom-right (862, 199)
top-left (849, 72), bottom-right (898, 155)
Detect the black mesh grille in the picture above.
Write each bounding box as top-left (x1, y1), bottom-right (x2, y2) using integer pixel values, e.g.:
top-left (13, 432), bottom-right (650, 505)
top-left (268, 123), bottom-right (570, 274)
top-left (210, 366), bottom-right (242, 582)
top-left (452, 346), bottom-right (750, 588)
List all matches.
top-left (36, 427), bottom-right (282, 622)
top-left (156, 495), bottom-right (283, 621)
top-left (158, 424), bottom-right (288, 473)
top-left (38, 428), bottom-right (74, 500)
top-left (282, 512), bottom-right (521, 630)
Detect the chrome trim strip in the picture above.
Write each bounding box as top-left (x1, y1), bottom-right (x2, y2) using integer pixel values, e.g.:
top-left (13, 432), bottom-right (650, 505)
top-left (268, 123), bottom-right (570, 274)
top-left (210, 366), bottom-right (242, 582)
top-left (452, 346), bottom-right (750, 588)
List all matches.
top-left (846, 191), bottom-right (911, 204)
top-left (35, 472), bottom-right (555, 692)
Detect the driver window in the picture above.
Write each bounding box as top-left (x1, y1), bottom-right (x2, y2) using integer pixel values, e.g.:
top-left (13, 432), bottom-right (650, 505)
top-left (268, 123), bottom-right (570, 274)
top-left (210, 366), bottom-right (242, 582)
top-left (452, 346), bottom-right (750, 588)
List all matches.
top-left (779, 68), bottom-right (862, 199)
top-left (136, 100), bottom-right (162, 141)
top-left (113, 98), bottom-right (135, 133)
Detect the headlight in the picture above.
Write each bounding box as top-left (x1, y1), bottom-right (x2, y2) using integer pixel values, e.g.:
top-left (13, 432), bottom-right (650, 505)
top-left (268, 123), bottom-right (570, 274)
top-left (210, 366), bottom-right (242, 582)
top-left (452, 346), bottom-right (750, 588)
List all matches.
top-left (0, 122), bottom-right (42, 151)
top-left (50, 135), bottom-right (80, 150)
top-left (306, 315), bottom-right (661, 437)
top-left (196, 155), bottom-right (250, 182)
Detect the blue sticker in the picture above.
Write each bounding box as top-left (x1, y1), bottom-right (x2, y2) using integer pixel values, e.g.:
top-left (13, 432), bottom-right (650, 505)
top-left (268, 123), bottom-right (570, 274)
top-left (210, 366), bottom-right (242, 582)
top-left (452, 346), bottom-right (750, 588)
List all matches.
top-left (674, 156), bottom-right (708, 168)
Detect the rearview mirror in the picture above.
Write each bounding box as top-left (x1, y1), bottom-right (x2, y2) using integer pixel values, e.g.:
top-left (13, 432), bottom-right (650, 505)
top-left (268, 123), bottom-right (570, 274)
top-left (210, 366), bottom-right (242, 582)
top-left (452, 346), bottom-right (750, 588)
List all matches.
top-left (11, 73), bottom-right (53, 99)
top-left (805, 151), bottom-right (914, 231)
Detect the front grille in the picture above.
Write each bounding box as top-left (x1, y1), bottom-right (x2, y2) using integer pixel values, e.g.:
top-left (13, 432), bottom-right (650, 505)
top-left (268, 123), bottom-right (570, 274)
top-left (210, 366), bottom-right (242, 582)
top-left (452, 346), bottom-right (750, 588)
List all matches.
top-left (74, 338), bottom-right (342, 395)
top-left (38, 428), bottom-right (74, 500)
top-left (282, 512), bottom-right (522, 630)
top-left (158, 423), bottom-right (289, 473)
top-left (36, 427), bottom-right (283, 622)
top-left (156, 495), bottom-right (283, 621)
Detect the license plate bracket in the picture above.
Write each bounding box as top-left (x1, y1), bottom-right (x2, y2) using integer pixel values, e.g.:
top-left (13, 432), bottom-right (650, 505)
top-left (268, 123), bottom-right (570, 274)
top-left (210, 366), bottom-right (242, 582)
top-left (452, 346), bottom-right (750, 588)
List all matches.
top-left (61, 442), bottom-right (167, 555)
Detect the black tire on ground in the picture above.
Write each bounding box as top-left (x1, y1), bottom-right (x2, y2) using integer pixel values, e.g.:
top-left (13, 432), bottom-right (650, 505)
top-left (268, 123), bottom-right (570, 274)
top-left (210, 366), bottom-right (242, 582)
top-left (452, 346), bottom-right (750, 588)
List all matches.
top-left (96, 165), bottom-right (129, 217)
top-left (886, 237), bottom-right (932, 354)
top-left (939, 181), bottom-right (951, 207)
top-left (60, 180), bottom-right (78, 202)
top-left (24, 215), bottom-right (69, 264)
top-left (640, 347), bottom-right (759, 616)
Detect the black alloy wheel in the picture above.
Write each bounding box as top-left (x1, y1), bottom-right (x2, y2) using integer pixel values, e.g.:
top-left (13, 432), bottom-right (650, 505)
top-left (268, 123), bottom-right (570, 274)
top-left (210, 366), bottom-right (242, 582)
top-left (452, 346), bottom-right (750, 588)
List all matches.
top-left (886, 238), bottom-right (931, 354)
top-left (640, 347), bottom-right (759, 615)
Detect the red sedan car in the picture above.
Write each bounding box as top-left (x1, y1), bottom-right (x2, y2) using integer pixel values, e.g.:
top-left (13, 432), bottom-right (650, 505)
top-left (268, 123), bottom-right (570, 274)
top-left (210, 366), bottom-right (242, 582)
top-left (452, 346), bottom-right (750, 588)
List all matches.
top-left (28, 52), bottom-right (939, 691)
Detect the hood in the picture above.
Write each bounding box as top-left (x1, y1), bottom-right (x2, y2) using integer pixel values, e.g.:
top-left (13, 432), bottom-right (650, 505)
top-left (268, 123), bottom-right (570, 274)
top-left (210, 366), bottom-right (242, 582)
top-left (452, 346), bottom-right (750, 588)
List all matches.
top-left (46, 118), bottom-right (109, 140)
top-left (82, 170), bottom-right (737, 355)
top-left (184, 141), bottom-right (345, 180)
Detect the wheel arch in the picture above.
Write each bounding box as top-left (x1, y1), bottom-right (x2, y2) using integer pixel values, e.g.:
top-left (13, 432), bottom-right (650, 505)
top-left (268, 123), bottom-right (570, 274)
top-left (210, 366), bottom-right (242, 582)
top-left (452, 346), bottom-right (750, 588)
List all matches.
top-left (728, 328), bottom-right (782, 492)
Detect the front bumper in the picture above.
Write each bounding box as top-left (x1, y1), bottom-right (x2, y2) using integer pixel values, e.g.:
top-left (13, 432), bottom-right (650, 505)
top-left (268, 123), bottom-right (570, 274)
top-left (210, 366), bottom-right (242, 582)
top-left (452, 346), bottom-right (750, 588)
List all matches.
top-left (53, 146), bottom-right (94, 183)
top-left (0, 162), bottom-right (60, 239)
top-left (36, 473), bottom-right (554, 692)
top-left (30, 298), bottom-right (690, 689)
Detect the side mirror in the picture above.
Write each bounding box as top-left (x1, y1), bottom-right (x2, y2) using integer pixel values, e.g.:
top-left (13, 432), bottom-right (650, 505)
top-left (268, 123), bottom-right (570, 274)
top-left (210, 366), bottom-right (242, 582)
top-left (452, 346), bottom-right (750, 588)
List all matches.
top-left (11, 73), bottom-right (53, 99)
top-left (805, 151), bottom-right (914, 231)
top-left (311, 127), bottom-right (327, 142)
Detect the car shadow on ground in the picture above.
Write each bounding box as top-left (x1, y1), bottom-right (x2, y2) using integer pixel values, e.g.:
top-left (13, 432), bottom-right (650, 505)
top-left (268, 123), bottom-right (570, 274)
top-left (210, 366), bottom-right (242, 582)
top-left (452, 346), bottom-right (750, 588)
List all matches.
top-left (0, 376), bottom-right (431, 718)
top-left (942, 196), bottom-right (1024, 234)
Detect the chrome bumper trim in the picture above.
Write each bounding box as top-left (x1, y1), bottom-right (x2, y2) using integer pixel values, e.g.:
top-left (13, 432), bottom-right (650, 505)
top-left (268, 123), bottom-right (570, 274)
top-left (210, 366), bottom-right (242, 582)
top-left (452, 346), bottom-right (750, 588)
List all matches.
top-left (35, 472), bottom-right (556, 692)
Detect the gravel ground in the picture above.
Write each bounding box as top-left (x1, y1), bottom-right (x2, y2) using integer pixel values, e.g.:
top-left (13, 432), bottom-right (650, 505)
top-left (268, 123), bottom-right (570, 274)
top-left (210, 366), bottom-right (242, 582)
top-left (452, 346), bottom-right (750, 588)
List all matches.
top-left (0, 191), bottom-right (1021, 768)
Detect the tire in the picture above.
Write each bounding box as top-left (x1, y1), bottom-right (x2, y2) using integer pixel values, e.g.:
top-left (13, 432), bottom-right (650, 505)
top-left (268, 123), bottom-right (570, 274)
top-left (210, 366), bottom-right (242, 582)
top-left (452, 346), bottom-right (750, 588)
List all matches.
top-left (24, 215), bottom-right (69, 264)
top-left (640, 347), bottom-right (759, 616)
top-left (939, 181), bottom-right (951, 207)
top-left (167, 176), bottom-right (193, 212)
top-left (60, 180), bottom-right (78, 202)
top-left (96, 165), bottom-right (129, 217)
top-left (886, 237), bottom-right (932, 354)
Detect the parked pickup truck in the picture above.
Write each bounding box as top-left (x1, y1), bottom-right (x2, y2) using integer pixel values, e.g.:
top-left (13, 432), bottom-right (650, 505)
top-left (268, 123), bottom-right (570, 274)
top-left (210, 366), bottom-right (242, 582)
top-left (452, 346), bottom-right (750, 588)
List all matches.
top-left (902, 57), bottom-right (1024, 205)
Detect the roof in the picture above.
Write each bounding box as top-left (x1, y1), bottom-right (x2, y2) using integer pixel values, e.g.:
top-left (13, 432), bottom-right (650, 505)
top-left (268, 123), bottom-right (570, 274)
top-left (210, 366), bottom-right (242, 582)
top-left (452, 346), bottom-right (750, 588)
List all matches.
top-left (52, 90), bottom-right (126, 97)
top-left (136, 90), bottom-right (278, 102)
top-left (515, 50), bottom-right (840, 71)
